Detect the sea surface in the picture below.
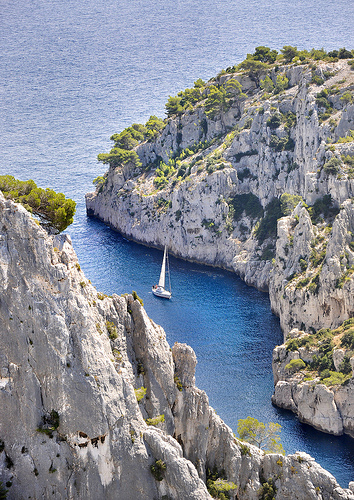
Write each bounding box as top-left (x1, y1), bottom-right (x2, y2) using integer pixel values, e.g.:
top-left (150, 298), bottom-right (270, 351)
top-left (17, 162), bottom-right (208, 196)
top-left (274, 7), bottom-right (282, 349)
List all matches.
top-left (1, 0), bottom-right (354, 487)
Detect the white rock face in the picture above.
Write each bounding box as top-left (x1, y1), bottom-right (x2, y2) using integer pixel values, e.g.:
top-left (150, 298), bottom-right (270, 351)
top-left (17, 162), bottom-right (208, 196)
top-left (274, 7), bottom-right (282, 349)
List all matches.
top-left (272, 338), bottom-right (354, 437)
top-left (85, 60), bottom-right (354, 437)
top-left (269, 199), bottom-right (354, 333)
top-left (86, 60), bottom-right (354, 303)
top-left (1, 194), bottom-right (353, 498)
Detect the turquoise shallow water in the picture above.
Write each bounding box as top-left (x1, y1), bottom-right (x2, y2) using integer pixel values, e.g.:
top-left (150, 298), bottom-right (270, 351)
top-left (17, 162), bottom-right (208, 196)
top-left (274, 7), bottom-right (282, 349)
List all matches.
top-left (1, 0), bottom-right (354, 487)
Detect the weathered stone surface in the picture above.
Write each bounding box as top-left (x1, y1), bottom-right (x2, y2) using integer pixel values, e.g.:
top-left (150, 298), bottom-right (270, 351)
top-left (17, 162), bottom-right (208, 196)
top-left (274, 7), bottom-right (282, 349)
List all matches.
top-left (272, 333), bottom-right (354, 436)
top-left (84, 59), bottom-right (354, 446)
top-left (1, 193), bottom-right (353, 497)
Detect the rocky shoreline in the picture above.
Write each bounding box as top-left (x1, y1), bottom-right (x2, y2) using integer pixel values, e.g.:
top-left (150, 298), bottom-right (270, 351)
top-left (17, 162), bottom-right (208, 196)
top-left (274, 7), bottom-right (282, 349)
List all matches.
top-left (86, 57), bottom-right (354, 439)
top-left (2, 191), bottom-right (354, 498)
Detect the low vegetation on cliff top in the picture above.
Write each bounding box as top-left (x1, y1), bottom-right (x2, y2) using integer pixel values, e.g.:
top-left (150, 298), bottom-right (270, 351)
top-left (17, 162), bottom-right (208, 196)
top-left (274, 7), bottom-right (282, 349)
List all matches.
top-left (0, 175), bottom-right (76, 233)
top-left (96, 45), bottom-right (353, 173)
top-left (283, 318), bottom-right (354, 387)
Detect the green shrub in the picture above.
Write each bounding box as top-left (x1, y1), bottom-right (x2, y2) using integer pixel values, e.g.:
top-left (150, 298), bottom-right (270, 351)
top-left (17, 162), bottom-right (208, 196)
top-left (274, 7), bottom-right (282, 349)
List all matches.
top-left (339, 355), bottom-right (352, 375)
top-left (269, 134), bottom-right (294, 151)
top-left (323, 157), bottom-right (341, 175)
top-left (237, 167), bottom-right (257, 182)
top-left (285, 358), bottom-right (306, 372)
top-left (286, 338), bottom-right (299, 351)
top-left (341, 329), bottom-right (354, 349)
top-left (228, 193), bottom-right (263, 221)
top-left (234, 150), bottom-right (258, 162)
top-left (336, 268), bottom-right (354, 289)
top-left (267, 113), bottom-right (282, 129)
top-left (316, 89), bottom-right (331, 109)
top-left (98, 148), bottom-right (141, 169)
top-left (281, 45), bottom-right (298, 63)
top-left (338, 48), bottom-right (353, 59)
top-left (0, 175), bottom-right (76, 233)
top-left (280, 193), bottom-right (303, 216)
top-left (340, 92), bottom-right (353, 105)
top-left (259, 478), bottom-right (277, 500)
top-left (320, 371), bottom-right (348, 386)
top-left (261, 244), bottom-right (275, 261)
top-left (308, 194), bottom-right (339, 223)
top-left (150, 459), bottom-right (166, 481)
top-left (146, 414), bottom-right (165, 426)
top-left (273, 74), bottom-right (289, 94)
top-left (299, 258), bottom-right (308, 272)
top-left (93, 175), bottom-right (106, 191)
top-left (145, 115), bottom-right (166, 141)
top-left (296, 277), bottom-right (310, 289)
top-left (284, 112), bottom-right (297, 130)
top-left (311, 351), bottom-right (334, 372)
top-left (206, 466), bottom-right (237, 500)
top-left (337, 130), bottom-right (354, 143)
top-left (153, 160), bottom-right (176, 189)
top-left (260, 76), bottom-right (274, 93)
top-left (132, 290), bottom-right (143, 306)
top-left (311, 74), bottom-right (324, 85)
top-left (110, 123), bottom-right (146, 150)
top-left (252, 46), bottom-right (278, 63)
top-left (239, 443), bottom-right (251, 456)
top-left (106, 321), bottom-right (118, 340)
top-left (174, 375), bottom-right (183, 391)
top-left (37, 410), bottom-right (60, 438)
top-left (207, 478), bottom-right (237, 499)
top-left (237, 58), bottom-right (268, 86)
top-left (202, 218), bottom-right (219, 232)
top-left (342, 154), bottom-right (354, 167)
top-left (255, 198), bottom-right (282, 243)
top-left (134, 387), bottom-right (147, 402)
top-left (165, 80), bottom-right (206, 117)
top-left (310, 247), bottom-right (327, 267)
top-left (309, 271), bottom-right (320, 294)
top-left (205, 79), bottom-right (246, 119)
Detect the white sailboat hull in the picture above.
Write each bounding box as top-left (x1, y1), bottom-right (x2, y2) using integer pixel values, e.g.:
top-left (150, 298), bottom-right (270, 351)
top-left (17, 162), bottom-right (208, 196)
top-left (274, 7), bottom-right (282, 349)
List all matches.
top-left (152, 286), bottom-right (171, 299)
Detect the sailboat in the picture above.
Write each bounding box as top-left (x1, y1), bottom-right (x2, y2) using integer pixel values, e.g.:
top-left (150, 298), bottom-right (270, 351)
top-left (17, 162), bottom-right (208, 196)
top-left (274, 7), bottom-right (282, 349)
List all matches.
top-left (152, 246), bottom-right (172, 299)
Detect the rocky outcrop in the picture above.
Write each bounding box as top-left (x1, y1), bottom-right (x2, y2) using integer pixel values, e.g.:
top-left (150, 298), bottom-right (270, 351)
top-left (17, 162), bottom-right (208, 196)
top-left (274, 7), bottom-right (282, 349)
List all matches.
top-left (272, 326), bottom-right (354, 437)
top-left (86, 60), bottom-right (354, 301)
top-left (1, 195), bottom-right (354, 498)
top-left (85, 58), bottom-right (354, 437)
top-left (269, 199), bottom-right (354, 333)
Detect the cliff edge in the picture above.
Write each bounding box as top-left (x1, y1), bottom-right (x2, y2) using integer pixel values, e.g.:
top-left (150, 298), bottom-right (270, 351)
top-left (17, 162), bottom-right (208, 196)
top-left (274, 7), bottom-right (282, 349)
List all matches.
top-left (85, 55), bottom-right (354, 436)
top-left (1, 194), bottom-right (354, 498)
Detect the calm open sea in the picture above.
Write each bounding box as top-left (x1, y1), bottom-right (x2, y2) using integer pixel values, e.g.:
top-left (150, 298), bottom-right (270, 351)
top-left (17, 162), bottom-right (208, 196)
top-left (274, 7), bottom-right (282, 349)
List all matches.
top-left (1, 0), bottom-right (354, 487)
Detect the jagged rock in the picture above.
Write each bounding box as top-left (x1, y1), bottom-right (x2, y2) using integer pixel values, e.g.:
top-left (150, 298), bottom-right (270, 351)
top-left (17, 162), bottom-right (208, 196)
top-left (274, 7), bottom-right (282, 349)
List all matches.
top-left (1, 193), bottom-right (353, 498)
top-left (84, 59), bottom-right (354, 439)
top-left (272, 332), bottom-right (354, 436)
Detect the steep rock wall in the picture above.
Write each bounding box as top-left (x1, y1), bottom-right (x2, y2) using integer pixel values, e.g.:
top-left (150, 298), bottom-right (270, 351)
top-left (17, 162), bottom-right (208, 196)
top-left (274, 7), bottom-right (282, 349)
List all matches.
top-left (86, 60), bottom-right (354, 301)
top-left (271, 330), bottom-right (354, 437)
top-left (85, 59), bottom-right (354, 438)
top-left (1, 195), bottom-right (354, 498)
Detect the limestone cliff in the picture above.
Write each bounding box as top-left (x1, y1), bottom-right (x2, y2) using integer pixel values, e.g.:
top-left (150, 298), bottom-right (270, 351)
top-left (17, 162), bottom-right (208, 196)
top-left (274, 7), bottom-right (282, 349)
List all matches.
top-left (86, 59), bottom-right (354, 305)
top-left (1, 194), bottom-right (353, 498)
top-left (85, 56), bottom-right (354, 437)
top-left (272, 320), bottom-right (354, 437)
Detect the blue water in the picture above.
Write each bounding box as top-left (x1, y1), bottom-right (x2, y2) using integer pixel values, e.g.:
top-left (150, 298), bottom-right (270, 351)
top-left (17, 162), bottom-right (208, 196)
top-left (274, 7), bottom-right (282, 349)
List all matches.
top-left (1, 0), bottom-right (354, 487)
